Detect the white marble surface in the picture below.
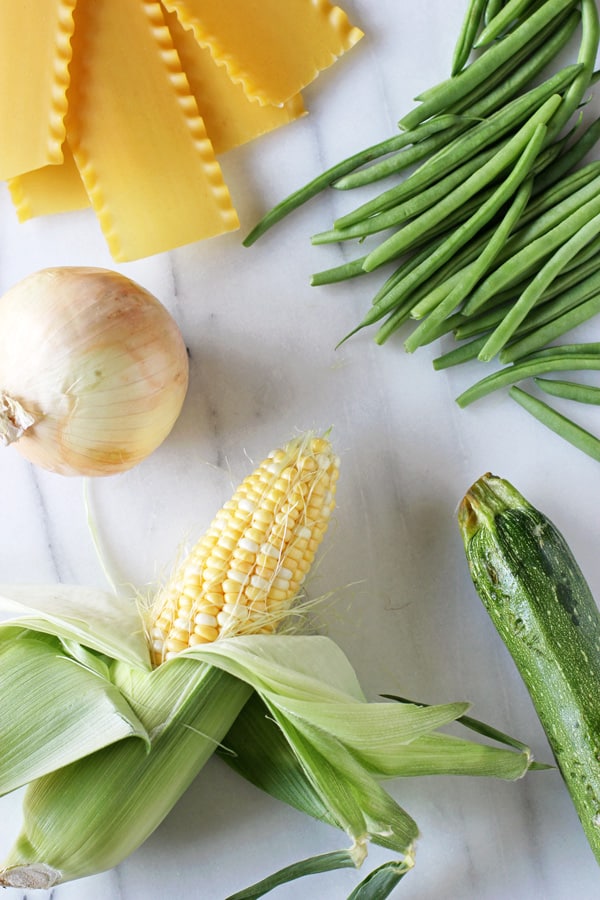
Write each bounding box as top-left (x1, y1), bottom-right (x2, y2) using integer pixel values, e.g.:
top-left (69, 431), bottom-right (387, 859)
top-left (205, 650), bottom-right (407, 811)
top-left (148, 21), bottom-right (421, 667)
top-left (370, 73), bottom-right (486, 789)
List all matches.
top-left (1, 1), bottom-right (599, 898)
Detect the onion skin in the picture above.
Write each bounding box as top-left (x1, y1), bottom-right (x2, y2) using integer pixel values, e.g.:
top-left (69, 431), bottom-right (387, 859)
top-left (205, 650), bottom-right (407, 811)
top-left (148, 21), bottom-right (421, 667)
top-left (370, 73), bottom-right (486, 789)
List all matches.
top-left (0, 267), bottom-right (189, 476)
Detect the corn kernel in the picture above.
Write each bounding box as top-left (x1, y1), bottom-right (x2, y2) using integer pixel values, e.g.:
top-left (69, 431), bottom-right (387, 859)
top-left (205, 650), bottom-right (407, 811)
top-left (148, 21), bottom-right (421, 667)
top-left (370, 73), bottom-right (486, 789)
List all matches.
top-left (165, 637), bottom-right (188, 654)
top-left (195, 613), bottom-right (218, 627)
top-left (148, 434), bottom-right (339, 664)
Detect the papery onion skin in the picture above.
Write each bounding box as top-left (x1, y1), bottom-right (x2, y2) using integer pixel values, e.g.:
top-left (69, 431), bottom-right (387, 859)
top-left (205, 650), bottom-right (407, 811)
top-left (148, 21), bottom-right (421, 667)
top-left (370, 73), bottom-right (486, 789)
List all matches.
top-left (0, 267), bottom-right (189, 476)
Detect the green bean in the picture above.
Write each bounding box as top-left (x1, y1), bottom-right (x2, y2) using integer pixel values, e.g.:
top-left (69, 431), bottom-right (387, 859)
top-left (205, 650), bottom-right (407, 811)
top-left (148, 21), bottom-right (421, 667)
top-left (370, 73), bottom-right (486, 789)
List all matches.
top-left (409, 268), bottom-right (471, 319)
top-left (404, 130), bottom-right (570, 248)
top-left (530, 244), bottom-right (600, 292)
top-left (433, 335), bottom-right (489, 369)
top-left (528, 127), bottom-right (576, 175)
top-left (343, 237), bottom-right (486, 344)
top-left (400, 0), bottom-right (578, 130)
top-left (406, 280), bottom-right (484, 350)
top-left (456, 352), bottom-right (600, 407)
top-left (425, 62), bottom-right (582, 182)
top-left (479, 209), bottom-right (600, 359)
top-left (381, 308), bottom-right (476, 351)
top-left (455, 299), bottom-right (517, 339)
top-left (405, 136), bottom-right (569, 302)
top-left (241, 119), bottom-right (462, 247)
top-left (509, 386), bottom-right (600, 461)
top-left (489, 169), bottom-right (600, 271)
top-left (370, 265), bottom-right (408, 306)
top-left (521, 342), bottom-right (600, 360)
top-left (404, 180), bottom-right (525, 255)
top-left (406, 141), bottom-right (580, 324)
top-left (314, 143), bottom-right (501, 244)
top-left (416, 191), bottom-right (590, 320)
top-left (505, 204), bottom-right (600, 295)
top-left (485, 0), bottom-right (505, 23)
top-left (372, 298), bottom-right (417, 345)
top-left (477, 0), bottom-right (540, 46)
top-left (499, 288), bottom-right (600, 363)
top-left (310, 256), bottom-right (369, 285)
top-left (535, 377), bottom-right (600, 404)
top-left (541, 231), bottom-right (600, 279)
top-left (456, 260), bottom-right (600, 339)
top-left (506, 257), bottom-right (600, 324)
top-left (544, 0), bottom-right (600, 143)
top-left (364, 100), bottom-right (559, 272)
top-left (346, 261), bottom-right (464, 340)
top-left (433, 63), bottom-right (576, 177)
top-left (448, 8), bottom-right (579, 116)
top-left (369, 205), bottom-right (501, 314)
top-left (403, 176), bottom-right (534, 352)
top-left (333, 143), bottom-right (484, 227)
top-left (377, 216), bottom-right (485, 304)
top-left (527, 0), bottom-right (556, 14)
top-left (332, 125), bottom-right (561, 245)
top-left (310, 212), bottom-right (473, 287)
top-left (528, 160), bottom-right (600, 217)
top-left (452, 0), bottom-right (487, 75)
top-left (311, 229), bottom-right (451, 287)
top-left (463, 187), bottom-right (600, 314)
top-left (377, 306), bottom-right (466, 349)
top-left (333, 120), bottom-right (468, 192)
top-left (404, 282), bottom-right (462, 353)
top-left (376, 243), bottom-right (487, 327)
top-left (370, 246), bottom-right (441, 305)
top-left (334, 61), bottom-right (579, 211)
top-left (533, 117), bottom-right (600, 193)
top-left (462, 232), bottom-right (600, 326)
top-left (418, 311), bottom-right (469, 344)
top-left (369, 235), bottom-right (455, 306)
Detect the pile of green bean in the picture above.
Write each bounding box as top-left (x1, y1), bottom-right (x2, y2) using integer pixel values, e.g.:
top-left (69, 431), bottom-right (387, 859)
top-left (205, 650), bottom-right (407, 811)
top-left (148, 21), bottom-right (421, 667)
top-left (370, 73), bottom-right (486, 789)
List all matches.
top-left (244, 0), bottom-right (600, 462)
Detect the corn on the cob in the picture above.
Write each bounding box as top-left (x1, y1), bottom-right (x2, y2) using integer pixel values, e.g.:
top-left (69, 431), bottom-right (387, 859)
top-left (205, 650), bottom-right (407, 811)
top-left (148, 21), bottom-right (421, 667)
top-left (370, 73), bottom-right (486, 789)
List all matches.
top-left (0, 432), bottom-right (340, 888)
top-left (0, 432), bottom-right (539, 895)
top-left (149, 433), bottom-right (340, 664)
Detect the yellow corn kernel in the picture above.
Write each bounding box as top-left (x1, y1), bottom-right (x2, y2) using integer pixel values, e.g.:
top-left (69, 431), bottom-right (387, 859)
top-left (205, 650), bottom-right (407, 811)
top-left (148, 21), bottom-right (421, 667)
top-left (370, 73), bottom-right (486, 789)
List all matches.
top-left (148, 433), bottom-right (339, 665)
top-left (190, 624), bottom-right (219, 643)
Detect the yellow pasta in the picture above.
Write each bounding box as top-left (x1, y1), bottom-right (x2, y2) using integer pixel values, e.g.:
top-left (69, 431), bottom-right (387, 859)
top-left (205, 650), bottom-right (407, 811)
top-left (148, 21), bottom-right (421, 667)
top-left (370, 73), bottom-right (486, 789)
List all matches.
top-left (163, 0), bottom-right (364, 107)
top-left (0, 0), bottom-right (77, 180)
top-left (8, 145), bottom-right (90, 222)
top-left (66, 0), bottom-right (239, 262)
top-left (163, 5), bottom-right (306, 155)
top-left (1, 0), bottom-right (362, 260)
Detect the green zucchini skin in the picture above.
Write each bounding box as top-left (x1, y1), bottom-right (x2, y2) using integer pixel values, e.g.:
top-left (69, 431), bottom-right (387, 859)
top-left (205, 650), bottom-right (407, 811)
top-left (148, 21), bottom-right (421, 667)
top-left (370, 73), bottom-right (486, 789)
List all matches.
top-left (459, 474), bottom-right (600, 863)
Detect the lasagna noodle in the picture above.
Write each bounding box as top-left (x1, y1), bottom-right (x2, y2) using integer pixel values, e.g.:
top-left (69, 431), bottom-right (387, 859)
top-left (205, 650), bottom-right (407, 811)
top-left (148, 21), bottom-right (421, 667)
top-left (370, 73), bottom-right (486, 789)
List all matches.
top-left (66, 0), bottom-right (239, 262)
top-left (162, 0), bottom-right (364, 107)
top-left (0, 0), bottom-right (77, 180)
top-left (162, 4), bottom-right (306, 155)
top-left (8, 145), bottom-right (90, 221)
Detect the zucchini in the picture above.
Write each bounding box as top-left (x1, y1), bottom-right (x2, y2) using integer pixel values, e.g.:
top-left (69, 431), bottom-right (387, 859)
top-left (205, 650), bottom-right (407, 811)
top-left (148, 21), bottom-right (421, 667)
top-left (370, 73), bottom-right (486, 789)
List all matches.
top-left (458, 474), bottom-right (600, 863)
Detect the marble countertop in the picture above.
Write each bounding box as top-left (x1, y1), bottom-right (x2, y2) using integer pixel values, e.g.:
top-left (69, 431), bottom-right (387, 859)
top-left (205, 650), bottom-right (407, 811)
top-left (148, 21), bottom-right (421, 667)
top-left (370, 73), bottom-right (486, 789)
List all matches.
top-left (1, 1), bottom-right (599, 898)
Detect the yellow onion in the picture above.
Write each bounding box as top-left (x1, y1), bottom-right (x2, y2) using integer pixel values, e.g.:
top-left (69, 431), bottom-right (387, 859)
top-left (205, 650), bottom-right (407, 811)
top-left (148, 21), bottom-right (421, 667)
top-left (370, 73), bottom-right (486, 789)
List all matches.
top-left (0, 267), bottom-right (189, 476)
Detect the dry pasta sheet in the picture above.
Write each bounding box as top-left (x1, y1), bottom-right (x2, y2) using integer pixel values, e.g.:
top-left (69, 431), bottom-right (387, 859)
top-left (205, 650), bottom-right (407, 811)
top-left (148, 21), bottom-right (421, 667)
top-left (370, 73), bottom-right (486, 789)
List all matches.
top-left (1, 0), bottom-right (363, 260)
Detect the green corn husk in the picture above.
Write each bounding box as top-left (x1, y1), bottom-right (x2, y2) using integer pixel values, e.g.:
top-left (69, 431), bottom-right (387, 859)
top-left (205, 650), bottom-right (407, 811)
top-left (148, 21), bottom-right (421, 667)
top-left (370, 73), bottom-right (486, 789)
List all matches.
top-left (0, 629), bottom-right (148, 798)
top-left (5, 659), bottom-right (251, 887)
top-left (0, 582), bottom-right (540, 895)
top-left (0, 585), bottom-right (253, 888)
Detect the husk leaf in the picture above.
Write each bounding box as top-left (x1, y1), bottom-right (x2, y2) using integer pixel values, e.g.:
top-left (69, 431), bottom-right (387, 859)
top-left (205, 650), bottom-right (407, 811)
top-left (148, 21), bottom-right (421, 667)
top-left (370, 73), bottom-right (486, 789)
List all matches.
top-left (2, 657), bottom-right (251, 887)
top-left (0, 584), bottom-right (150, 670)
top-left (0, 630), bottom-right (148, 798)
top-left (0, 599), bottom-right (538, 891)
